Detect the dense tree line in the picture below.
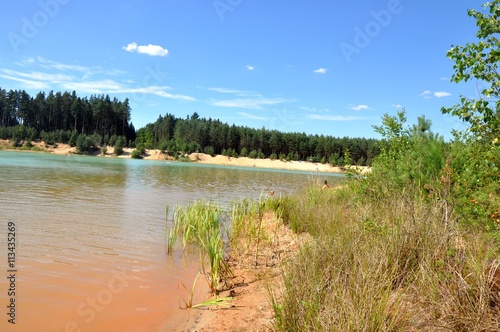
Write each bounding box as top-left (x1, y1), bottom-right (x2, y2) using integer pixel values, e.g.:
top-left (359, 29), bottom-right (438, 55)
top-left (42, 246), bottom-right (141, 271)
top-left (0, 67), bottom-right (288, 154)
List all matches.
top-left (136, 112), bottom-right (380, 166)
top-left (0, 87), bottom-right (381, 164)
top-left (0, 88), bottom-right (136, 140)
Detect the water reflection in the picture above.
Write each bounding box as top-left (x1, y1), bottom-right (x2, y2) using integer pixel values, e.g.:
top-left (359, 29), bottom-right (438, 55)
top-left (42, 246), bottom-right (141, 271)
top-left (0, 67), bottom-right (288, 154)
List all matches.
top-left (0, 151), bottom-right (344, 331)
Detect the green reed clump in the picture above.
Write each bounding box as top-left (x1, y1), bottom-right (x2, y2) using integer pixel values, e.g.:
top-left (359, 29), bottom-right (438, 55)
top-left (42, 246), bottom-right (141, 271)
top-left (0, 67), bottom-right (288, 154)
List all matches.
top-left (172, 200), bottom-right (221, 248)
top-left (228, 194), bottom-right (280, 259)
top-left (167, 200), bottom-right (232, 295)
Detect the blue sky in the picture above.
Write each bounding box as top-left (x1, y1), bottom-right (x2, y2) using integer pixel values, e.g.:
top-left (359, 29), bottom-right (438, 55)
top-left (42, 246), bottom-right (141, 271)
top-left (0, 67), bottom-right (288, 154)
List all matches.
top-left (0, 0), bottom-right (487, 139)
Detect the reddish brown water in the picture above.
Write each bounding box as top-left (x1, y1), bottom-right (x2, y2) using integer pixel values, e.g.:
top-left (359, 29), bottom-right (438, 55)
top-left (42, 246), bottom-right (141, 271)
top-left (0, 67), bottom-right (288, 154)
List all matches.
top-left (0, 152), bottom-right (343, 331)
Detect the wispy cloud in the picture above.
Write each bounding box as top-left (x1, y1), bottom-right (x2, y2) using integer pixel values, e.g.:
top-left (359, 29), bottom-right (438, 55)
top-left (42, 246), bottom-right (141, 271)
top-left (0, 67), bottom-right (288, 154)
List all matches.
top-left (314, 67), bottom-right (328, 74)
top-left (209, 87), bottom-right (256, 95)
top-left (246, 65), bottom-right (255, 71)
top-left (122, 42), bottom-right (169, 57)
top-left (60, 79), bottom-right (123, 94)
top-left (19, 57), bottom-right (125, 79)
top-left (210, 97), bottom-right (289, 110)
top-left (420, 90), bottom-right (433, 99)
top-left (1, 58), bottom-right (194, 101)
top-left (236, 112), bottom-right (271, 121)
top-left (420, 90), bottom-right (451, 98)
top-left (391, 104), bottom-right (403, 109)
top-left (0, 73), bottom-right (50, 90)
top-left (434, 91), bottom-right (451, 98)
top-left (299, 106), bottom-right (330, 113)
top-left (0, 69), bottom-right (74, 83)
top-left (308, 114), bottom-right (373, 121)
top-left (35, 56), bottom-right (92, 74)
top-left (348, 104), bottom-right (370, 111)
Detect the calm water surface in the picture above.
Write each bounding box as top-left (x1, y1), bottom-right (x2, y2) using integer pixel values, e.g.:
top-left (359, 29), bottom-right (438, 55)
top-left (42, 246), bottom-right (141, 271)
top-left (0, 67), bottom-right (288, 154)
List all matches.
top-left (0, 151), bottom-right (343, 331)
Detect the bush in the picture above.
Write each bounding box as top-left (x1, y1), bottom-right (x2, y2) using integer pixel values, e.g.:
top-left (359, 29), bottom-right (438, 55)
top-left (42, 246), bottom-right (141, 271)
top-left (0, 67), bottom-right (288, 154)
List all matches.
top-left (130, 149), bottom-right (143, 159)
top-left (114, 136), bottom-right (124, 156)
top-left (12, 137), bottom-right (20, 147)
top-left (240, 147), bottom-right (248, 157)
top-left (204, 146), bottom-right (215, 156)
top-left (136, 143), bottom-right (146, 155)
top-left (68, 131), bottom-right (78, 147)
top-left (76, 135), bottom-right (92, 154)
top-left (248, 150), bottom-right (258, 159)
top-left (157, 140), bottom-right (168, 152)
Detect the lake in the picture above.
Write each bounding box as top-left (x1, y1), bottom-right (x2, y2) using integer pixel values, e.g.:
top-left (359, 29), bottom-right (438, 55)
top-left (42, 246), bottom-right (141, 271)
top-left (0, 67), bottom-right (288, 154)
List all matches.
top-left (0, 151), bottom-right (343, 331)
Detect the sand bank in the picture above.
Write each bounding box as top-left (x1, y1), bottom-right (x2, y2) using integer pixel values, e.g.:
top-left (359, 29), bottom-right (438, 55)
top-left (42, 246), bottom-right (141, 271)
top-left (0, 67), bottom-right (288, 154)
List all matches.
top-left (0, 140), bottom-right (370, 174)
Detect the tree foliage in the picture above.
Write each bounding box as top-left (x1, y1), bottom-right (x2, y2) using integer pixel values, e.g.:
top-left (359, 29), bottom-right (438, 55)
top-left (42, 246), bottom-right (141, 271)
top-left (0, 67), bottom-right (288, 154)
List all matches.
top-left (441, 1), bottom-right (500, 228)
top-left (136, 112), bottom-right (381, 166)
top-left (442, 0), bottom-right (500, 141)
top-left (371, 110), bottom-right (447, 191)
top-left (0, 88), bottom-right (136, 141)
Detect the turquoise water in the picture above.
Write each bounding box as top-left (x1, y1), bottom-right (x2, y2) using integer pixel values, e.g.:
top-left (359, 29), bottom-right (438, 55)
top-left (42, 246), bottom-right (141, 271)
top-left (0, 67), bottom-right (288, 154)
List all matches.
top-left (0, 151), bottom-right (343, 331)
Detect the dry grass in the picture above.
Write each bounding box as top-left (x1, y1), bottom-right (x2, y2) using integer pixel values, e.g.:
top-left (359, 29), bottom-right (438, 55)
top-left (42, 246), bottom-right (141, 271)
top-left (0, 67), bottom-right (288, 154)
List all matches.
top-left (270, 185), bottom-right (500, 331)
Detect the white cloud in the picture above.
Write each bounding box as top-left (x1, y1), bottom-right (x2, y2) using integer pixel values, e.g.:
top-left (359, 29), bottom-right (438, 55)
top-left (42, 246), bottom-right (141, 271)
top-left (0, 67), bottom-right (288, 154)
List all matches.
top-left (210, 97), bottom-right (289, 109)
top-left (299, 106), bottom-right (330, 113)
top-left (123, 42), bottom-right (138, 52)
top-left (59, 82), bottom-right (195, 101)
top-left (314, 68), bottom-right (328, 74)
top-left (440, 77), bottom-right (449, 81)
top-left (0, 74), bottom-right (50, 90)
top-left (308, 114), bottom-right (371, 121)
top-left (35, 56), bottom-right (90, 73)
top-left (348, 104), bottom-right (370, 111)
top-left (209, 87), bottom-right (256, 95)
top-left (420, 90), bottom-right (451, 98)
top-left (391, 104), bottom-right (403, 108)
top-left (1, 58), bottom-right (194, 101)
top-left (122, 42), bottom-right (169, 57)
top-left (60, 80), bottom-right (123, 94)
top-left (434, 91), bottom-right (451, 98)
top-left (237, 112), bottom-right (271, 121)
top-left (246, 65), bottom-right (255, 71)
top-left (0, 69), bottom-right (74, 83)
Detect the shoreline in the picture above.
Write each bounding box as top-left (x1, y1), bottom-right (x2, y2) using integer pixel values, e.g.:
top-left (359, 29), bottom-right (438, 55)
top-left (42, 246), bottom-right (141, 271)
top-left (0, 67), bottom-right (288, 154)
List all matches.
top-left (0, 139), bottom-right (370, 174)
top-left (0, 139), bottom-right (319, 331)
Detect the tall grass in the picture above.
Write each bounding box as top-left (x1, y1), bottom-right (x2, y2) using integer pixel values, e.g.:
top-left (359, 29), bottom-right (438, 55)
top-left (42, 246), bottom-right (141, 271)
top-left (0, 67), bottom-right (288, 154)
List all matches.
top-left (271, 184), bottom-right (500, 331)
top-left (166, 200), bottom-right (232, 295)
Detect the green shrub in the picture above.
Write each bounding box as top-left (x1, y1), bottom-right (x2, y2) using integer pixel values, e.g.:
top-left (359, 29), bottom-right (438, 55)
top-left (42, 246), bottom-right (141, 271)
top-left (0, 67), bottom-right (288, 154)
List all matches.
top-left (248, 150), bottom-right (258, 159)
top-left (130, 149), bottom-right (142, 159)
top-left (114, 136), bottom-right (124, 156)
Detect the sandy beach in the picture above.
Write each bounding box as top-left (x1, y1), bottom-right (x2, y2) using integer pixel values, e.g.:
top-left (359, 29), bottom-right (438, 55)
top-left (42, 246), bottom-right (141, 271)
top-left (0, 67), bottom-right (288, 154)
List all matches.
top-left (1, 140), bottom-right (370, 174)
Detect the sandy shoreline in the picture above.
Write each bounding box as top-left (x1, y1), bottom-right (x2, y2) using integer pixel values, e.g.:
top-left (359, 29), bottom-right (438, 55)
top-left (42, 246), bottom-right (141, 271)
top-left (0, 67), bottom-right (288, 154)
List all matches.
top-left (0, 140), bottom-right (369, 174)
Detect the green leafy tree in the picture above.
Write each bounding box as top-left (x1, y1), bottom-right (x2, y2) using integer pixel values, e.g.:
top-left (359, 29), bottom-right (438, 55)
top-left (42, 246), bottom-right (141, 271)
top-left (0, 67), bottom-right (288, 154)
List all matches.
top-left (442, 1), bottom-right (500, 141)
top-left (441, 1), bottom-right (500, 227)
